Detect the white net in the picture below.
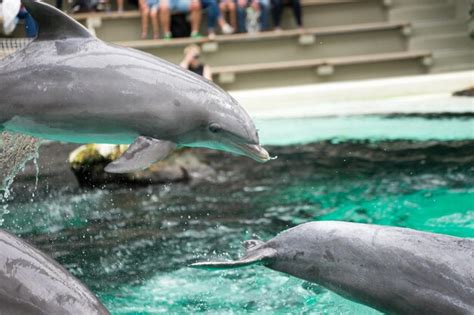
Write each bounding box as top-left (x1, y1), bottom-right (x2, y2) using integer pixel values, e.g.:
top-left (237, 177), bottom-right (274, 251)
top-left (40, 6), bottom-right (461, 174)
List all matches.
top-left (0, 38), bottom-right (32, 59)
top-left (0, 131), bottom-right (41, 198)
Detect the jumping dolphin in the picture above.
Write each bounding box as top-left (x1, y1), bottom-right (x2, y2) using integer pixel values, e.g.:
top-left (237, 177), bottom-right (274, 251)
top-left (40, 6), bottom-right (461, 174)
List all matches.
top-left (191, 221), bottom-right (474, 314)
top-left (0, 0), bottom-right (270, 173)
top-left (0, 228), bottom-right (109, 314)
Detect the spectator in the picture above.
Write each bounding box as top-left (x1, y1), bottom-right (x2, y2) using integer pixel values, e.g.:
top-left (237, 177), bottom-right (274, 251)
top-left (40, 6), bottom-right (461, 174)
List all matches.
top-left (55, 0), bottom-right (63, 10)
top-left (271, 0), bottom-right (302, 31)
top-left (17, 5), bottom-right (37, 37)
top-left (180, 44), bottom-right (212, 80)
top-left (170, 0), bottom-right (201, 38)
top-left (201, 0), bottom-right (233, 39)
top-left (140, 0), bottom-right (170, 39)
top-left (117, 0), bottom-right (124, 11)
top-left (219, 0), bottom-right (236, 32)
top-left (236, 0), bottom-right (270, 33)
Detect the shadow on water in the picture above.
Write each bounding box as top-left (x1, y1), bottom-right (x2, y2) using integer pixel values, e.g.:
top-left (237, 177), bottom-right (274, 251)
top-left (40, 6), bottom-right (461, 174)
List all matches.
top-left (2, 140), bottom-right (474, 314)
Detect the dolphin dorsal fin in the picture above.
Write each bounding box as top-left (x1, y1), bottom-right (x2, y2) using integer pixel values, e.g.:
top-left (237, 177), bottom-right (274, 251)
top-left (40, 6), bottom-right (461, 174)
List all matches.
top-left (21, 0), bottom-right (92, 40)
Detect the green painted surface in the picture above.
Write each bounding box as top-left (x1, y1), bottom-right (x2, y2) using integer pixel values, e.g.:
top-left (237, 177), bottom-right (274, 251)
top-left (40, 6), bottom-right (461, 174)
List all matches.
top-left (257, 116), bottom-right (474, 146)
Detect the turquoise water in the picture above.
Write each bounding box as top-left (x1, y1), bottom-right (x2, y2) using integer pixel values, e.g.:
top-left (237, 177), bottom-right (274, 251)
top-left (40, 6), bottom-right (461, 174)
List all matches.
top-left (1, 115), bottom-right (474, 314)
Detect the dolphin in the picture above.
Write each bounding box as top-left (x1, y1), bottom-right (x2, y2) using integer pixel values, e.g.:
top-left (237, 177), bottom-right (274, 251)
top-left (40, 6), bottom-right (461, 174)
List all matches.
top-left (0, 228), bottom-right (109, 314)
top-left (191, 221), bottom-right (474, 314)
top-left (0, 0), bottom-right (270, 173)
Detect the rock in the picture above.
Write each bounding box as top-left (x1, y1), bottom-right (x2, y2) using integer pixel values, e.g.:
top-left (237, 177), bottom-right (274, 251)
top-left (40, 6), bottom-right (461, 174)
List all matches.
top-left (68, 144), bottom-right (216, 188)
top-left (453, 86), bottom-right (474, 97)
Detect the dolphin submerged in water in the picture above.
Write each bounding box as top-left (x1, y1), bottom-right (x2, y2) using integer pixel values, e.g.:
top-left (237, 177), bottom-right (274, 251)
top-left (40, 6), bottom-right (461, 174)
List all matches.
top-left (0, 228), bottom-right (109, 314)
top-left (0, 0), bottom-right (270, 173)
top-left (192, 221), bottom-right (474, 314)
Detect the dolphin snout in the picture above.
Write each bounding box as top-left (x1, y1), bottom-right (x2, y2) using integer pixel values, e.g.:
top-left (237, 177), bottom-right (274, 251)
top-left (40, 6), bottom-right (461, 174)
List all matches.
top-left (237, 143), bottom-right (271, 163)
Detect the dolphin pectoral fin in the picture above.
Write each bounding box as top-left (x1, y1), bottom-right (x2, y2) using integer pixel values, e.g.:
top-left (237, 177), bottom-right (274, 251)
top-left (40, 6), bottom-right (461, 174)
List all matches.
top-left (104, 136), bottom-right (176, 173)
top-left (190, 248), bottom-right (277, 270)
top-left (21, 0), bottom-right (92, 40)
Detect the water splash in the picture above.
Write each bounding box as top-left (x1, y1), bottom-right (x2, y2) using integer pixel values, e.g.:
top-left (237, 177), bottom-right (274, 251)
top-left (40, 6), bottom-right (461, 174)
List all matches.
top-left (0, 131), bottom-right (42, 200)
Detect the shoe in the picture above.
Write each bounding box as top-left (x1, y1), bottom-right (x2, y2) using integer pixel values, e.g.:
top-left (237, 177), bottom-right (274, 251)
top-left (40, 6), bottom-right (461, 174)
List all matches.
top-left (221, 23), bottom-right (234, 35)
top-left (208, 32), bottom-right (216, 40)
top-left (191, 31), bottom-right (202, 39)
top-left (163, 32), bottom-right (172, 40)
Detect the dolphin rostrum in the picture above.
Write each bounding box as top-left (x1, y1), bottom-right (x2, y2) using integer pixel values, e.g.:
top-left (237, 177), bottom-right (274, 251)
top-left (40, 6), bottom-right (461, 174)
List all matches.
top-left (0, 0), bottom-right (270, 173)
top-left (191, 221), bottom-right (474, 314)
top-left (0, 228), bottom-right (109, 314)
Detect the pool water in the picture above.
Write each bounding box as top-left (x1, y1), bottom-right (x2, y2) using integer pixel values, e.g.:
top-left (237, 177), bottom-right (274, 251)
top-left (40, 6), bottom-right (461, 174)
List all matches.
top-left (1, 115), bottom-right (474, 314)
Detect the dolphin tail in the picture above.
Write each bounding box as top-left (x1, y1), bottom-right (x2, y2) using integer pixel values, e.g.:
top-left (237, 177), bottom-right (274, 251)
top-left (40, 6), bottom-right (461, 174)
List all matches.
top-left (190, 242), bottom-right (276, 270)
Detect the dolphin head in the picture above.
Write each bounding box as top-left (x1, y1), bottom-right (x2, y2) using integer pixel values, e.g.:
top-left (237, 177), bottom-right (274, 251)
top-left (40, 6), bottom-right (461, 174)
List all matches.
top-left (178, 84), bottom-right (271, 163)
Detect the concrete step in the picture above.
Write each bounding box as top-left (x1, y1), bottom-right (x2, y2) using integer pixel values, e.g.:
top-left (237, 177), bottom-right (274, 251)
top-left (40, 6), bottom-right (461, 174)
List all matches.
top-left (389, 3), bottom-right (455, 22)
top-left (410, 33), bottom-right (474, 50)
top-left (412, 20), bottom-right (468, 37)
top-left (68, 0), bottom-right (386, 42)
top-left (212, 51), bottom-right (432, 90)
top-left (432, 49), bottom-right (474, 72)
top-left (432, 62), bottom-right (474, 73)
top-left (389, 0), bottom-right (448, 9)
top-left (119, 22), bottom-right (409, 66)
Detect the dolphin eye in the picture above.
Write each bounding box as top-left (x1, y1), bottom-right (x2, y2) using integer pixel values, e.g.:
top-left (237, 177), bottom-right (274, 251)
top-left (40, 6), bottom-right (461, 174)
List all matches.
top-left (208, 123), bottom-right (222, 133)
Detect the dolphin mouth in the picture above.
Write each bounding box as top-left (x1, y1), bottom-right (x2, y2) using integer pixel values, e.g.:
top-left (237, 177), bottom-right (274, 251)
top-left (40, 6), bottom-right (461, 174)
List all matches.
top-left (236, 143), bottom-right (271, 163)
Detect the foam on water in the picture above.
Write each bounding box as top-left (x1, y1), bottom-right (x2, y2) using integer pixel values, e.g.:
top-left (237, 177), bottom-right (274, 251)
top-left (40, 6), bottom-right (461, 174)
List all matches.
top-left (0, 132), bottom-right (41, 224)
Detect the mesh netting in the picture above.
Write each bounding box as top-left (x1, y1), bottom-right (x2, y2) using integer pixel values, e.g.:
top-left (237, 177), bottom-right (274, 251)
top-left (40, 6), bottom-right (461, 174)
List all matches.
top-left (0, 131), bottom-right (41, 198)
top-left (0, 38), bottom-right (32, 59)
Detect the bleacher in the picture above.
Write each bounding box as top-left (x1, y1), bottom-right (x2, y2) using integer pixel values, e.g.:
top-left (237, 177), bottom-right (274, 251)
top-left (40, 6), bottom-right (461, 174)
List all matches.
top-left (1, 0), bottom-right (473, 90)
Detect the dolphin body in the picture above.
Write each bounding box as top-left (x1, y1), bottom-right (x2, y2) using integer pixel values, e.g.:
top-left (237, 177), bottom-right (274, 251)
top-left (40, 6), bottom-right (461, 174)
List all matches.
top-left (0, 228), bottom-right (109, 314)
top-left (192, 221), bottom-right (474, 314)
top-left (0, 0), bottom-right (270, 173)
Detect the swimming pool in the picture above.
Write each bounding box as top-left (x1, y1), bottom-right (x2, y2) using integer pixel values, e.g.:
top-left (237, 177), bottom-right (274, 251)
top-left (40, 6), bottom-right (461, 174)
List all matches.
top-left (2, 113), bottom-right (473, 314)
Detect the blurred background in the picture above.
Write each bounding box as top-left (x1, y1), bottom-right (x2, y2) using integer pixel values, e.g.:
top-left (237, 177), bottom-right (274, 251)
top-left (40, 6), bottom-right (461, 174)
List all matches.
top-left (1, 0), bottom-right (473, 314)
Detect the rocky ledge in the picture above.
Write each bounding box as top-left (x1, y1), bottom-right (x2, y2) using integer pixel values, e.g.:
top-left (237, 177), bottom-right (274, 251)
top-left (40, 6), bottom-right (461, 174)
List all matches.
top-left (69, 144), bottom-right (216, 188)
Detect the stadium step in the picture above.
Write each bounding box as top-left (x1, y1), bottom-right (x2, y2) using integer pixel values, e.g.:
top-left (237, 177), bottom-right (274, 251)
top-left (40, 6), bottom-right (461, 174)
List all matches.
top-left (116, 22), bottom-right (410, 66)
top-left (68, 0), bottom-right (387, 41)
top-left (210, 50), bottom-right (433, 90)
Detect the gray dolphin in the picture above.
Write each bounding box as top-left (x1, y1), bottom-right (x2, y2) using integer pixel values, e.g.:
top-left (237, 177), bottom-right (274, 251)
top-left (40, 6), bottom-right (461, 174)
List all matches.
top-left (191, 221), bottom-right (474, 314)
top-left (0, 228), bottom-right (109, 314)
top-left (0, 0), bottom-right (270, 173)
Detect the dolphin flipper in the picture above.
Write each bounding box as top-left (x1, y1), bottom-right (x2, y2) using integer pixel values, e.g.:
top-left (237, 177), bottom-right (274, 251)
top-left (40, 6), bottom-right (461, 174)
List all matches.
top-left (104, 136), bottom-right (176, 173)
top-left (21, 0), bottom-right (92, 40)
top-left (190, 246), bottom-right (276, 270)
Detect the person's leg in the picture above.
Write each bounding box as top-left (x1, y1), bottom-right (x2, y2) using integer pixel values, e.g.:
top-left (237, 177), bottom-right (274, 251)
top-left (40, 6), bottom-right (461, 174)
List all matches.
top-left (150, 5), bottom-right (160, 38)
top-left (117, 0), bottom-right (124, 11)
top-left (56, 0), bottom-right (63, 10)
top-left (189, 0), bottom-right (202, 36)
top-left (160, 0), bottom-right (171, 37)
top-left (270, 0), bottom-right (282, 30)
top-left (18, 9), bottom-right (38, 38)
top-left (140, 0), bottom-right (150, 38)
top-left (236, 0), bottom-right (246, 32)
top-left (291, 0), bottom-right (302, 27)
top-left (258, 0), bottom-right (270, 30)
top-left (226, 1), bottom-right (237, 31)
top-left (202, 0), bottom-right (218, 35)
top-left (203, 0), bottom-right (233, 37)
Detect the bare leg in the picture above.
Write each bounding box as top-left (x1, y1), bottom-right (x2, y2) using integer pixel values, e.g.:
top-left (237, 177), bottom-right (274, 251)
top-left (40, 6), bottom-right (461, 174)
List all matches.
top-left (117, 0), bottom-right (124, 11)
top-left (190, 0), bottom-right (202, 34)
top-left (140, 2), bottom-right (149, 38)
top-left (160, 0), bottom-right (171, 35)
top-left (150, 7), bottom-right (159, 38)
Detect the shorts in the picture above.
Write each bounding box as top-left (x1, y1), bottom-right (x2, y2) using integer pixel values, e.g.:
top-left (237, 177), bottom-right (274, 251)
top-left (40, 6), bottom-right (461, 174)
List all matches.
top-left (147, 0), bottom-right (160, 9)
top-left (171, 0), bottom-right (190, 12)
